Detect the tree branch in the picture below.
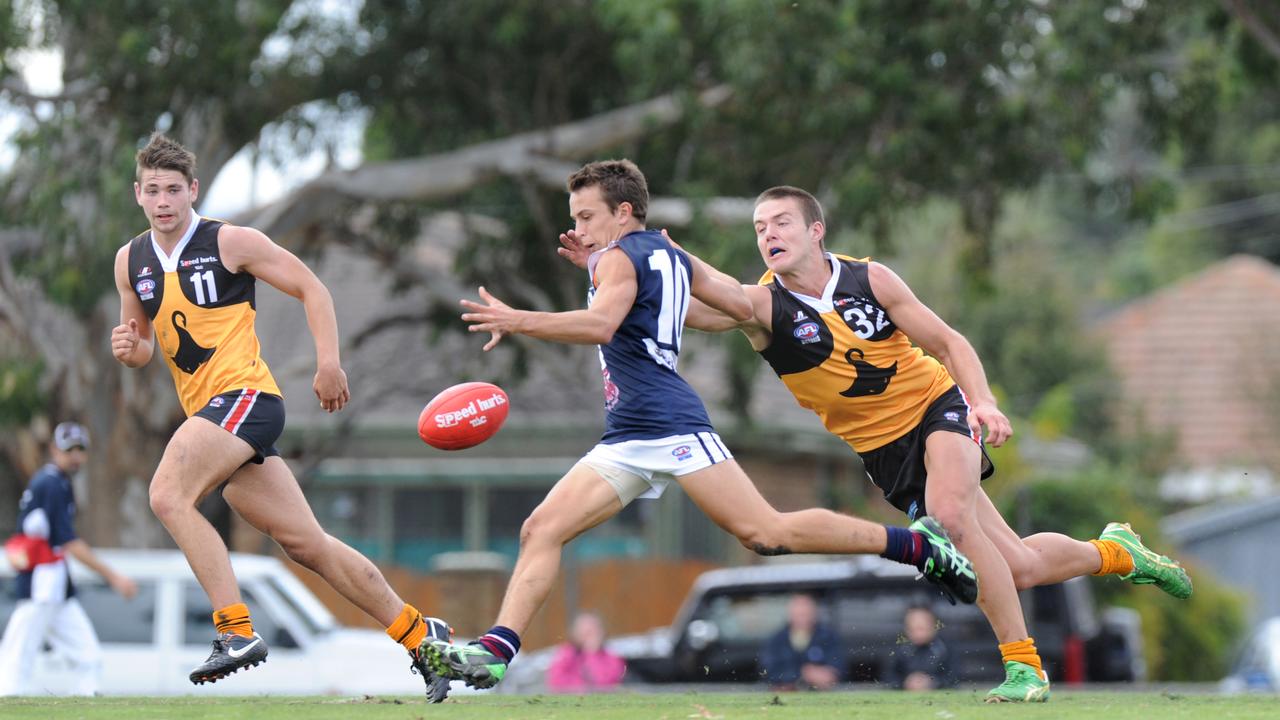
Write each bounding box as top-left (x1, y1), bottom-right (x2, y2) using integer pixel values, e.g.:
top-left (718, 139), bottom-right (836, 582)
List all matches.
top-left (0, 76), bottom-right (103, 107)
top-left (1223, 0), bottom-right (1280, 62)
top-left (236, 86), bottom-right (736, 239)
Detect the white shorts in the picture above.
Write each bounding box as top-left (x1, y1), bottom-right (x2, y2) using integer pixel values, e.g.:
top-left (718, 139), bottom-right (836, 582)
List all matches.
top-left (581, 431), bottom-right (733, 505)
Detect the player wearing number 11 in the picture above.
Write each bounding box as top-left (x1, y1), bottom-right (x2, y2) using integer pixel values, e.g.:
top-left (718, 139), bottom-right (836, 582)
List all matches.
top-left (110, 133), bottom-right (453, 701)
top-left (421, 160), bottom-right (979, 692)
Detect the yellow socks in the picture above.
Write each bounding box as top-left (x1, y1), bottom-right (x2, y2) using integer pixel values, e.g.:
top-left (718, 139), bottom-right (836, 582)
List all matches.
top-left (999, 637), bottom-right (1045, 679)
top-left (1089, 538), bottom-right (1135, 576)
top-left (213, 602), bottom-right (255, 638)
top-left (386, 603), bottom-right (428, 653)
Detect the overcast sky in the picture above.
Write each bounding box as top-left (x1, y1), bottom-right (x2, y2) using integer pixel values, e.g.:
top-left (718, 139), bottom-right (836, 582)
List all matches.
top-left (3, 45), bottom-right (365, 219)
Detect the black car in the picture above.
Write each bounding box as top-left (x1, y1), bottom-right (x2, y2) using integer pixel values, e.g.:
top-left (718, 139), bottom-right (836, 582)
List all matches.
top-left (503, 556), bottom-right (1143, 692)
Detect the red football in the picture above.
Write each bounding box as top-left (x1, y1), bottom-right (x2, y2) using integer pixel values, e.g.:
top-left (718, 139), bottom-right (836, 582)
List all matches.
top-left (418, 382), bottom-right (510, 450)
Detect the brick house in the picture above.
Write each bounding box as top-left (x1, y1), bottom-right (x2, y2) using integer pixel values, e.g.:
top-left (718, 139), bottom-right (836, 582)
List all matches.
top-left (1097, 254), bottom-right (1280, 501)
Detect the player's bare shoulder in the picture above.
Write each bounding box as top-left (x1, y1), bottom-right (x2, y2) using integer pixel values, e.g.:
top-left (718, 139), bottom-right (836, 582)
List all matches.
top-left (113, 242), bottom-right (136, 287)
top-left (589, 242), bottom-right (635, 286)
top-left (864, 260), bottom-right (915, 306)
top-left (215, 222), bottom-right (273, 273)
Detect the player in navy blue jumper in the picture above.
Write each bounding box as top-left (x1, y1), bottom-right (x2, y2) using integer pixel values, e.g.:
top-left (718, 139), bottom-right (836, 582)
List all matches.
top-left (0, 422), bottom-right (137, 696)
top-left (421, 160), bottom-right (977, 690)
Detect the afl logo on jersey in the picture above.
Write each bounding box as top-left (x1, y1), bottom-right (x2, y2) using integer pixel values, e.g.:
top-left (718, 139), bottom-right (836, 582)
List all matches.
top-left (135, 278), bottom-right (156, 300)
top-left (793, 321), bottom-right (822, 344)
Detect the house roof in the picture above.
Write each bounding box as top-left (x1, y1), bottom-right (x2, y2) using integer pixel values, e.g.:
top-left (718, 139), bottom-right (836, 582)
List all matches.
top-left (1097, 254), bottom-right (1280, 470)
top-left (1164, 493), bottom-right (1280, 544)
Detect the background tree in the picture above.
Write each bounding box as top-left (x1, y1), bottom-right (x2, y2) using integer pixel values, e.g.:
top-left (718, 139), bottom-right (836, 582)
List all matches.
top-left (1, 0), bottom-right (1275, 678)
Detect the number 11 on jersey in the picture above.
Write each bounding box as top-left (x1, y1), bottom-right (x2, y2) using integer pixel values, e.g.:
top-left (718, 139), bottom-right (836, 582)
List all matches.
top-left (190, 270), bottom-right (218, 305)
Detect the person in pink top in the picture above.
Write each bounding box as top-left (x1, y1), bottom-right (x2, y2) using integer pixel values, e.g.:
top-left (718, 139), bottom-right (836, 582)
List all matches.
top-left (546, 612), bottom-right (626, 693)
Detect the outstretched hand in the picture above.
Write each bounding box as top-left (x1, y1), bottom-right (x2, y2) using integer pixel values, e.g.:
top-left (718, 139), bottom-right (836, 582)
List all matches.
top-left (461, 286), bottom-right (519, 351)
top-left (110, 573), bottom-right (139, 600)
top-left (660, 227), bottom-right (682, 250)
top-left (967, 402), bottom-right (1012, 447)
top-left (556, 229), bottom-right (592, 269)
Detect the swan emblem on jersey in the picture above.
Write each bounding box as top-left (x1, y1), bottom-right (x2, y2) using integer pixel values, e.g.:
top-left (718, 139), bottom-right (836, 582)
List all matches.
top-left (839, 348), bottom-right (897, 398)
top-left (170, 310), bottom-right (215, 374)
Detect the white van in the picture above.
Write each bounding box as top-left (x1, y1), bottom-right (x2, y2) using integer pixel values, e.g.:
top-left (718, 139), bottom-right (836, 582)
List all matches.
top-left (0, 549), bottom-right (452, 696)
top-left (1221, 617), bottom-right (1280, 693)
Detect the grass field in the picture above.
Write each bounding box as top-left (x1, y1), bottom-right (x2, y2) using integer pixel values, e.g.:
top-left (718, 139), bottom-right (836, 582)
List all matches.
top-left (0, 691), bottom-right (1275, 720)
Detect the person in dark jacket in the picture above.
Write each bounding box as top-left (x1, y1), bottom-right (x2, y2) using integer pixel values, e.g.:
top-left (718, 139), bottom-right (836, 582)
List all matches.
top-left (760, 594), bottom-right (843, 690)
top-left (886, 605), bottom-right (957, 690)
top-left (0, 422), bottom-right (137, 695)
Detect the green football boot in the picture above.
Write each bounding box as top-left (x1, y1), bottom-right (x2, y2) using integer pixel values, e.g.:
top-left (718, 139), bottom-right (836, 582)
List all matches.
top-left (1099, 522), bottom-right (1193, 599)
top-left (909, 516), bottom-right (980, 605)
top-left (419, 638), bottom-right (508, 689)
top-left (985, 661), bottom-right (1051, 703)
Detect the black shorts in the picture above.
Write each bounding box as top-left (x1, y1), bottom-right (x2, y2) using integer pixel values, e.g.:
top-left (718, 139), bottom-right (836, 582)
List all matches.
top-left (857, 385), bottom-right (995, 520)
top-left (193, 389), bottom-right (284, 464)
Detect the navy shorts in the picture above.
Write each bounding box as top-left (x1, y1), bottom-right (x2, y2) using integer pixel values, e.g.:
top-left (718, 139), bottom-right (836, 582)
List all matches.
top-left (193, 389), bottom-right (284, 464)
top-left (857, 385), bottom-right (995, 520)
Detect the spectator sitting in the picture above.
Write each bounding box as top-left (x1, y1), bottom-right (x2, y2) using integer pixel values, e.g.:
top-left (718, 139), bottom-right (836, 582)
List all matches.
top-left (545, 611), bottom-right (626, 693)
top-left (886, 605), bottom-right (957, 691)
top-left (760, 594), bottom-right (843, 690)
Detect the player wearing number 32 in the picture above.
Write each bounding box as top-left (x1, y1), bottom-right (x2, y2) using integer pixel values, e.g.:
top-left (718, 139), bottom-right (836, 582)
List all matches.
top-left (679, 185), bottom-right (1193, 703)
top-left (109, 134), bottom-right (453, 701)
top-left (421, 160), bottom-right (979, 692)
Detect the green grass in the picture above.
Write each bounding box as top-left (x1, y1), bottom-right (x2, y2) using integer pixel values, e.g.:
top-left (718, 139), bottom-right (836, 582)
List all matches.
top-left (0, 691), bottom-right (1275, 720)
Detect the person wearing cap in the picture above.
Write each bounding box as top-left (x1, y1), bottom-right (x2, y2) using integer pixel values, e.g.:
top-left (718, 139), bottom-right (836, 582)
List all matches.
top-left (0, 422), bottom-right (137, 696)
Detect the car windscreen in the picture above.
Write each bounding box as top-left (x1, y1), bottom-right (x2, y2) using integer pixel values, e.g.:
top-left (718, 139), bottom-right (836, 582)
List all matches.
top-left (0, 576), bottom-right (156, 645)
top-left (692, 591), bottom-right (801, 645)
top-left (182, 581), bottom-right (297, 649)
top-left (78, 579), bottom-right (158, 644)
top-left (265, 573), bottom-right (334, 637)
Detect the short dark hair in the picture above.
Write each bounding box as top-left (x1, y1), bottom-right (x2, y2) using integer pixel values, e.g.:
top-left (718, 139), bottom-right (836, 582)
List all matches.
top-left (136, 133), bottom-right (196, 184)
top-left (905, 604), bottom-right (936, 618)
top-left (755, 185), bottom-right (824, 228)
top-left (566, 159), bottom-right (648, 223)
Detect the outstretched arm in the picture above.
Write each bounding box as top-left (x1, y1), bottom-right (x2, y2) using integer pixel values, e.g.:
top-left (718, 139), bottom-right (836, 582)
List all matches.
top-left (64, 540), bottom-right (137, 599)
top-left (111, 245), bottom-right (155, 368)
top-left (220, 225), bottom-right (349, 413)
top-left (684, 285), bottom-right (773, 351)
top-left (461, 248), bottom-right (638, 351)
top-left (685, 252), bottom-right (752, 322)
top-left (661, 229), bottom-right (772, 347)
top-left (868, 261), bottom-right (1011, 446)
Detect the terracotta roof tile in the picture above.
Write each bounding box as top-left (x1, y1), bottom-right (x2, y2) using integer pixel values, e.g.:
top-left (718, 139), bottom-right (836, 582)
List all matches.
top-left (1097, 255), bottom-right (1280, 468)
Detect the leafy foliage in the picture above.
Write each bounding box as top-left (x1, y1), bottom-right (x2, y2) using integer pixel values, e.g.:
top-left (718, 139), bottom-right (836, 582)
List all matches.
top-left (0, 3), bottom-right (1277, 677)
top-left (1009, 463), bottom-right (1247, 680)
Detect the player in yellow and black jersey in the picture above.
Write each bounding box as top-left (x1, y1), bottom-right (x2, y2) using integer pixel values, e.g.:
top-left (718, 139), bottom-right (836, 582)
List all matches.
top-left (110, 134), bottom-right (451, 701)
top-left (679, 185), bottom-right (1192, 703)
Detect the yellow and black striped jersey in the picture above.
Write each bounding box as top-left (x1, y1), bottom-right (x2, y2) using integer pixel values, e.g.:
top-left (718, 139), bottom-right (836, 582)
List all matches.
top-left (758, 254), bottom-right (953, 452)
top-left (126, 215), bottom-right (281, 416)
